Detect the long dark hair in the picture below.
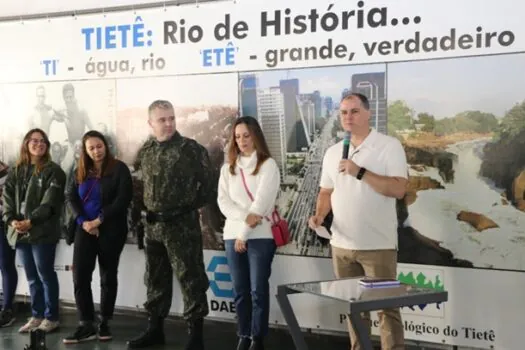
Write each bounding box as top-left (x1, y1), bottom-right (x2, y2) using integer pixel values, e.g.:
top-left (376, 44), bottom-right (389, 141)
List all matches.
top-left (16, 128), bottom-right (51, 174)
top-left (76, 130), bottom-right (117, 183)
top-left (227, 116), bottom-right (271, 175)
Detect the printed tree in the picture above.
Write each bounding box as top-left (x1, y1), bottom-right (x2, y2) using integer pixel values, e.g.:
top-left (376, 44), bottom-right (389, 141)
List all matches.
top-left (397, 271), bottom-right (445, 291)
top-left (397, 271), bottom-right (444, 311)
top-left (397, 271), bottom-right (417, 285)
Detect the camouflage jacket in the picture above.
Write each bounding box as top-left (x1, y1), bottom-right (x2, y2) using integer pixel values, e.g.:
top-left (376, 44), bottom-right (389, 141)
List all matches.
top-left (1, 161), bottom-right (66, 247)
top-left (134, 132), bottom-right (215, 213)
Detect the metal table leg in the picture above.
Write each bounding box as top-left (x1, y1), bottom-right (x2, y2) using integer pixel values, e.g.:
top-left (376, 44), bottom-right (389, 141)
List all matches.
top-left (276, 286), bottom-right (309, 350)
top-left (349, 312), bottom-right (374, 350)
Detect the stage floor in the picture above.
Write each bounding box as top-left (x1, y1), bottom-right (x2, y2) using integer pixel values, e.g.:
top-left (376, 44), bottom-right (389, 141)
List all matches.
top-left (0, 303), bottom-right (457, 350)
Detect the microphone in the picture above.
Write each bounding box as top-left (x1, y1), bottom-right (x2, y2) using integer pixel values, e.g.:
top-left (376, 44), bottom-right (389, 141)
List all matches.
top-left (342, 131), bottom-right (351, 159)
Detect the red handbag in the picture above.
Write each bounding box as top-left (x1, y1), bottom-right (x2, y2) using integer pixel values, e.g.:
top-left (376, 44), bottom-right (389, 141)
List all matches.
top-left (239, 168), bottom-right (290, 247)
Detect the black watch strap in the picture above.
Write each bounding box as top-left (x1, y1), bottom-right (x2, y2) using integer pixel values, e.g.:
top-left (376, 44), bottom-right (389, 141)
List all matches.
top-left (357, 167), bottom-right (367, 180)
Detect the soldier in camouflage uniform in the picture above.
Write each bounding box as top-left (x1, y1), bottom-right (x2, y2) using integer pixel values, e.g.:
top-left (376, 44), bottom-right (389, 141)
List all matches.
top-left (127, 100), bottom-right (213, 350)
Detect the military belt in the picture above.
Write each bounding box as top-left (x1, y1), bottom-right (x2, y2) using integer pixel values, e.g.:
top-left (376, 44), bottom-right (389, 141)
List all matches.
top-left (141, 207), bottom-right (195, 224)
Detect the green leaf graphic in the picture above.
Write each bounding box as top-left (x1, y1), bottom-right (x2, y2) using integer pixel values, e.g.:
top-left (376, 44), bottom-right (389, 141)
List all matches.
top-left (397, 271), bottom-right (445, 291)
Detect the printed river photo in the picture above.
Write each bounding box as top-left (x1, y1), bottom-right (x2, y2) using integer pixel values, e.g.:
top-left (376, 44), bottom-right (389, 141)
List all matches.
top-left (408, 139), bottom-right (525, 270)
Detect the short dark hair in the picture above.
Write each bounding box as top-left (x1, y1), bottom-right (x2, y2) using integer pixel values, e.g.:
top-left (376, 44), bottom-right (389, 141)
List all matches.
top-left (341, 92), bottom-right (370, 110)
top-left (62, 83), bottom-right (75, 96)
top-left (148, 100), bottom-right (174, 114)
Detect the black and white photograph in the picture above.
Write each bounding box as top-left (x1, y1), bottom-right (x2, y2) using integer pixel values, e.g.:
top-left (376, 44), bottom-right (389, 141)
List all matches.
top-left (0, 80), bottom-right (117, 177)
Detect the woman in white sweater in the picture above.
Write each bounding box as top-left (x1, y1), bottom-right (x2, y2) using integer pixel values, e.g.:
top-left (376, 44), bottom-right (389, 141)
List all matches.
top-left (217, 116), bottom-right (281, 350)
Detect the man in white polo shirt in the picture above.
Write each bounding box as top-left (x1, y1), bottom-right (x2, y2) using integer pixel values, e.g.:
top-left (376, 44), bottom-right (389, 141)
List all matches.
top-left (308, 93), bottom-right (408, 350)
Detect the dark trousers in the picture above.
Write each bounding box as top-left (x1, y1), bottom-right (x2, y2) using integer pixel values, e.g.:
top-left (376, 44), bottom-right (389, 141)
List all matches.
top-left (72, 228), bottom-right (126, 322)
top-left (17, 243), bottom-right (59, 321)
top-left (143, 221), bottom-right (209, 321)
top-left (0, 223), bottom-right (18, 310)
top-left (225, 239), bottom-right (276, 338)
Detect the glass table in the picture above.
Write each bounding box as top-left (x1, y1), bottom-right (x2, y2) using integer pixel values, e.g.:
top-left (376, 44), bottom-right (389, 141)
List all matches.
top-left (276, 277), bottom-right (448, 350)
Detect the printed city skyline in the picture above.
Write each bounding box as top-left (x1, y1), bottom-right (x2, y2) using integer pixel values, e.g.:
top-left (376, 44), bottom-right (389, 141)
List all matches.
top-left (239, 64), bottom-right (388, 170)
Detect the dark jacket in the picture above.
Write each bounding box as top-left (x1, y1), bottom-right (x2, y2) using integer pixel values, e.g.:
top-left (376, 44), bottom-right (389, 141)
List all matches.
top-left (65, 160), bottom-right (133, 242)
top-left (1, 161), bottom-right (66, 248)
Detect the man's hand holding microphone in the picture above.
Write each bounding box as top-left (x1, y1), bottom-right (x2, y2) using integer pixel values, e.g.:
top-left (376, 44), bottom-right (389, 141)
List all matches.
top-left (338, 131), bottom-right (359, 176)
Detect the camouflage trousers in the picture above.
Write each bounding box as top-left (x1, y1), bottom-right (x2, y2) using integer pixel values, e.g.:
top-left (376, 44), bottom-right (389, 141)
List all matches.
top-left (142, 216), bottom-right (209, 321)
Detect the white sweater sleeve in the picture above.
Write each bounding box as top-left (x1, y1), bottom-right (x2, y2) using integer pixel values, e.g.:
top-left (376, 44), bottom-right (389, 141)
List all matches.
top-left (248, 158), bottom-right (281, 217)
top-left (217, 164), bottom-right (249, 221)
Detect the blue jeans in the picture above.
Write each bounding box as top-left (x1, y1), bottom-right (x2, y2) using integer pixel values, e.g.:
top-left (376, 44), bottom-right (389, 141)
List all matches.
top-left (0, 223), bottom-right (18, 310)
top-left (225, 239), bottom-right (276, 338)
top-left (17, 243), bottom-right (59, 321)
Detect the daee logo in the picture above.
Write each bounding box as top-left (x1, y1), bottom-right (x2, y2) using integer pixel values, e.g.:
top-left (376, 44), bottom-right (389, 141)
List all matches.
top-left (207, 256), bottom-right (234, 299)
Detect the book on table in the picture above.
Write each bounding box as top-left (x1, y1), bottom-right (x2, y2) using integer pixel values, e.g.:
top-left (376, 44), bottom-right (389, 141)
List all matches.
top-left (358, 278), bottom-right (401, 288)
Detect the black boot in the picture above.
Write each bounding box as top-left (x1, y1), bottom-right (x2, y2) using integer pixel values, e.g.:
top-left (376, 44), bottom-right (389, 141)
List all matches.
top-left (184, 318), bottom-right (204, 350)
top-left (236, 337), bottom-right (251, 350)
top-left (248, 336), bottom-right (264, 350)
top-left (127, 316), bottom-right (165, 349)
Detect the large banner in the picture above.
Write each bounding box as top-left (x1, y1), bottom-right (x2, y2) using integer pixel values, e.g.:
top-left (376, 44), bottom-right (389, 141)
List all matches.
top-left (1, 1), bottom-right (524, 349)
top-left (0, 0), bottom-right (522, 82)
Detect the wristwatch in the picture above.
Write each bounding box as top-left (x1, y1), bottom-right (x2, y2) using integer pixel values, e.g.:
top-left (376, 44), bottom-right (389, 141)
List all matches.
top-left (356, 167), bottom-right (367, 180)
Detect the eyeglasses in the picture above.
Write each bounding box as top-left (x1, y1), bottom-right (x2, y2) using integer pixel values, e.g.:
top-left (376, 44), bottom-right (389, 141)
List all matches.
top-left (29, 139), bottom-right (46, 145)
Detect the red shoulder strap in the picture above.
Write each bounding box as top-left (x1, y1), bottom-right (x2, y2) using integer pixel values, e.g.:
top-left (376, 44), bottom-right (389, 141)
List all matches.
top-left (239, 168), bottom-right (278, 224)
top-left (239, 169), bottom-right (254, 201)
